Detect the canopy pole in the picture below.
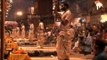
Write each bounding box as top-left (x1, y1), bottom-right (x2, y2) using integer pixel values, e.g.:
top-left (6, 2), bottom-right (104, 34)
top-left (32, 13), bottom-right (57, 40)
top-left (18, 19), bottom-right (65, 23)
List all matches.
top-left (1, 0), bottom-right (6, 60)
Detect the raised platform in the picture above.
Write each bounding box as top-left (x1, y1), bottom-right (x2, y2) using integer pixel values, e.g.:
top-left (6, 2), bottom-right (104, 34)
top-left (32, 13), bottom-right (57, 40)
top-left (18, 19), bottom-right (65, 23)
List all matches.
top-left (19, 46), bottom-right (88, 58)
top-left (20, 46), bottom-right (57, 57)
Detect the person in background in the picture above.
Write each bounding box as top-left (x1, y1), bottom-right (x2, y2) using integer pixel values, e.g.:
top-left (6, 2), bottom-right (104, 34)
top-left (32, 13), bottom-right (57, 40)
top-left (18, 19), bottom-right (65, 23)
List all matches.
top-left (37, 22), bottom-right (45, 48)
top-left (84, 32), bottom-right (93, 55)
top-left (21, 24), bottom-right (26, 39)
top-left (93, 52), bottom-right (107, 60)
top-left (93, 28), bottom-right (107, 60)
top-left (16, 27), bottom-right (20, 38)
top-left (28, 23), bottom-right (34, 40)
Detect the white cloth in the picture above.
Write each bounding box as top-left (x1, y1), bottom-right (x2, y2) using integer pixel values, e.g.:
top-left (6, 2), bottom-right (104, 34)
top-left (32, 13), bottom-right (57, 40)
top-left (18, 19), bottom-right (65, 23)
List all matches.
top-left (61, 9), bottom-right (73, 22)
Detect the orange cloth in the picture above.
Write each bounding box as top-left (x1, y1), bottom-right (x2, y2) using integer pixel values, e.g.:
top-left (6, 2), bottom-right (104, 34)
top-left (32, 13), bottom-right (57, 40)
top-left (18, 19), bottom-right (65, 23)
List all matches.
top-left (5, 36), bottom-right (13, 43)
top-left (11, 42), bottom-right (19, 49)
top-left (8, 54), bottom-right (31, 60)
top-left (12, 49), bottom-right (26, 54)
top-left (5, 36), bottom-right (19, 50)
top-left (6, 42), bottom-right (19, 50)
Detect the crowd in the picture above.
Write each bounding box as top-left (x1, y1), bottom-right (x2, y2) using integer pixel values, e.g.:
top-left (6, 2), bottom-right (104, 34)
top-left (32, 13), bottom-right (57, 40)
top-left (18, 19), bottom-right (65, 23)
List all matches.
top-left (4, 1), bottom-right (107, 60)
top-left (51, 1), bottom-right (107, 60)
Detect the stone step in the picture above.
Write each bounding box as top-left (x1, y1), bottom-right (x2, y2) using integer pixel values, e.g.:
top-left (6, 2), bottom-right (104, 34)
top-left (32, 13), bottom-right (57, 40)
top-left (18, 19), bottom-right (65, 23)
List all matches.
top-left (31, 57), bottom-right (86, 60)
top-left (19, 46), bottom-right (94, 59)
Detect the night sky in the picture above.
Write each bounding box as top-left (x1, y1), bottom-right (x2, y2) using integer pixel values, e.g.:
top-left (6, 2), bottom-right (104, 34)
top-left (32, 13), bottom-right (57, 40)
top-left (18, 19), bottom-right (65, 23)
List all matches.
top-left (8, 0), bottom-right (35, 20)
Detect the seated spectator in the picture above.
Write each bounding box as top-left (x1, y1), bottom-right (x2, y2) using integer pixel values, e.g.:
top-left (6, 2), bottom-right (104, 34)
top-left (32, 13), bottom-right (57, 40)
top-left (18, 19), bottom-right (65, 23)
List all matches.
top-left (93, 52), bottom-right (107, 60)
top-left (103, 29), bottom-right (107, 41)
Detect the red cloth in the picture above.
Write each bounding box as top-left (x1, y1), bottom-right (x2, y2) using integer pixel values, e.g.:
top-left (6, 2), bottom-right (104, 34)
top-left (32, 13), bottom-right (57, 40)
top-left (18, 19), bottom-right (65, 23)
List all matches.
top-left (103, 33), bottom-right (107, 39)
